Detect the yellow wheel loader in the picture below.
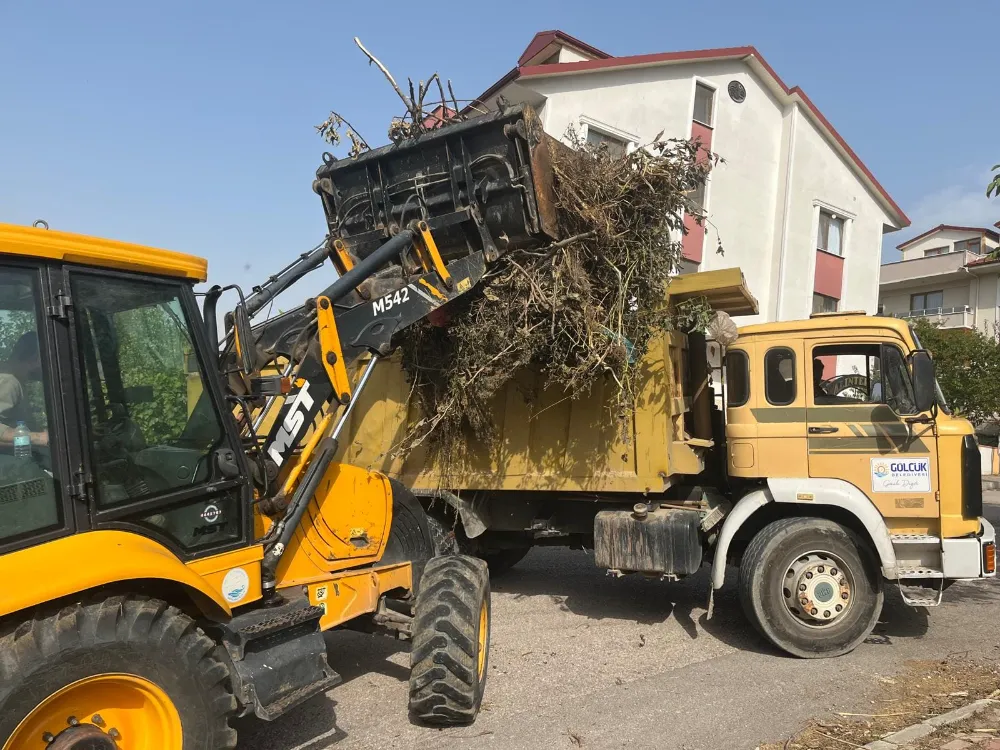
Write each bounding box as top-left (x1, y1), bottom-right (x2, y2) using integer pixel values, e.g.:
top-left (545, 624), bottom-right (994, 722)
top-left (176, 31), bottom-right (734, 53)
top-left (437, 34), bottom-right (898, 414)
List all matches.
top-left (0, 105), bottom-right (557, 749)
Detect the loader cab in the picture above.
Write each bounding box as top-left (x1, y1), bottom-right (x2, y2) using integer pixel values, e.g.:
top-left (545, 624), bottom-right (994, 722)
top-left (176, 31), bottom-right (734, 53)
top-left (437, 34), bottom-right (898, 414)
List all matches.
top-left (0, 224), bottom-right (253, 559)
top-left (725, 313), bottom-right (980, 539)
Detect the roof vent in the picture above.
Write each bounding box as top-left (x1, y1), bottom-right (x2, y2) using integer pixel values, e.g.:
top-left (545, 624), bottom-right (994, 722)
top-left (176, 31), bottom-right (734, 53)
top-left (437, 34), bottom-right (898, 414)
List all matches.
top-left (728, 81), bottom-right (746, 103)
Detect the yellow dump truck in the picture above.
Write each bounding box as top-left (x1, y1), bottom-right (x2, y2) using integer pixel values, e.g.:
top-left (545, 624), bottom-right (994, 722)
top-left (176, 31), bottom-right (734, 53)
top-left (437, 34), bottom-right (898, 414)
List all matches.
top-left (338, 268), bottom-right (997, 658)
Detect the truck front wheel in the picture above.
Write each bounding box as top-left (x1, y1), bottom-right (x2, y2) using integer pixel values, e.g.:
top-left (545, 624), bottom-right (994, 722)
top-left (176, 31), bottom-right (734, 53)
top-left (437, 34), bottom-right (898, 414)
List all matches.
top-left (738, 517), bottom-right (883, 658)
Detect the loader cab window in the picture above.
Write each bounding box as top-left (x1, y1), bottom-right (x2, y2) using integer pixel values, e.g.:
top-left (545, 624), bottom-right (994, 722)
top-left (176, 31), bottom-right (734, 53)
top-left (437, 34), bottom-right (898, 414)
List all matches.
top-left (0, 267), bottom-right (61, 544)
top-left (71, 274), bottom-right (225, 508)
top-left (726, 349), bottom-right (750, 407)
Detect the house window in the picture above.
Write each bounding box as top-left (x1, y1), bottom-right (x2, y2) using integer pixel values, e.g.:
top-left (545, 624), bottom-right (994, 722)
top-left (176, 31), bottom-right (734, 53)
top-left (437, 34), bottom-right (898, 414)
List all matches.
top-left (693, 83), bottom-right (714, 127)
top-left (910, 290), bottom-right (944, 313)
top-left (817, 210), bottom-right (845, 255)
top-left (585, 127), bottom-right (628, 158)
top-left (954, 238), bottom-right (983, 255)
top-left (812, 293), bottom-right (839, 314)
top-left (924, 246), bottom-right (950, 257)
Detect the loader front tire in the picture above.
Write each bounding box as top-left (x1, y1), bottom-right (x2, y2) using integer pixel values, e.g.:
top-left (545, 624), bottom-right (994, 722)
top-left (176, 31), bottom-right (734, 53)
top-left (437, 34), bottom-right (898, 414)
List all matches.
top-left (0, 596), bottom-right (237, 750)
top-left (408, 555), bottom-right (490, 726)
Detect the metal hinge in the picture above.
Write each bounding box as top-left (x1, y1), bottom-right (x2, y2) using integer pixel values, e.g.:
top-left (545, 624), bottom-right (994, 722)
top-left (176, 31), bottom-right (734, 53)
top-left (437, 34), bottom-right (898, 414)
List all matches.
top-left (70, 472), bottom-right (89, 503)
top-left (47, 291), bottom-right (72, 321)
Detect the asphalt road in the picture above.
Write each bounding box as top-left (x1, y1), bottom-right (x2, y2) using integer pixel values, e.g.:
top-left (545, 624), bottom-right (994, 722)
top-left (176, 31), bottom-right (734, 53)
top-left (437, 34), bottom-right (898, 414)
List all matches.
top-left (238, 494), bottom-right (1000, 750)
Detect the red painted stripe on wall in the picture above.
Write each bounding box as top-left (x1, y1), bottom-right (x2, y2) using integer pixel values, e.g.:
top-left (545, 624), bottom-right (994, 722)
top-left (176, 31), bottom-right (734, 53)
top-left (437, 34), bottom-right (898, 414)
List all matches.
top-left (813, 250), bottom-right (844, 300)
top-left (682, 121), bottom-right (713, 263)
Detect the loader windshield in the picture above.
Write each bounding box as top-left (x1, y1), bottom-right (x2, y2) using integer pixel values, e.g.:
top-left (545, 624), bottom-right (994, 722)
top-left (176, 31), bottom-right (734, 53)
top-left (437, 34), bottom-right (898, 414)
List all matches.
top-left (71, 274), bottom-right (226, 507)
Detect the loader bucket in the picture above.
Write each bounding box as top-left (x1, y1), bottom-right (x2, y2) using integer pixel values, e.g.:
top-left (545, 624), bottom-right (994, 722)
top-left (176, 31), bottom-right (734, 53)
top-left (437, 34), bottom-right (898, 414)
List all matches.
top-left (312, 104), bottom-right (559, 265)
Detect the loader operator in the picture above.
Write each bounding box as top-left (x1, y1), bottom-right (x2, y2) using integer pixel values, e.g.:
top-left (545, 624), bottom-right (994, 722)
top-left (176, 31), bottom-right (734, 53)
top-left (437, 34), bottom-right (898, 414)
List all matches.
top-left (0, 331), bottom-right (48, 450)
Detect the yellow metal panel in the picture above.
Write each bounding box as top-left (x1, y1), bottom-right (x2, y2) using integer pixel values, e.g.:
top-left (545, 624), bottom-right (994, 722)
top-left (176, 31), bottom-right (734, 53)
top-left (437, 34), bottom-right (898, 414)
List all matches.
top-left (186, 545), bottom-right (265, 608)
top-left (0, 223), bottom-right (208, 281)
top-left (304, 562), bottom-right (413, 631)
top-left (337, 332), bottom-right (705, 494)
top-left (937, 416), bottom-right (982, 538)
top-left (0, 531), bottom-right (233, 619)
top-left (668, 267), bottom-right (759, 316)
top-left (274, 462), bottom-right (392, 587)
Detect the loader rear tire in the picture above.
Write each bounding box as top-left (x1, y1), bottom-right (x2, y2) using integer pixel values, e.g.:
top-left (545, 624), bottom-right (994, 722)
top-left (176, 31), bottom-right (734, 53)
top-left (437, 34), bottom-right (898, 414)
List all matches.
top-left (408, 555), bottom-right (490, 726)
top-left (0, 595), bottom-right (237, 750)
top-left (738, 517), bottom-right (883, 659)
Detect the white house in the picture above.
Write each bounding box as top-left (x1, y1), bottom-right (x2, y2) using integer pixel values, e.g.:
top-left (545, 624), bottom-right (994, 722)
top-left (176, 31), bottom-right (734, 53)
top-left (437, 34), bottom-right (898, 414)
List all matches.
top-left (879, 224), bottom-right (1000, 332)
top-left (472, 30), bottom-right (910, 322)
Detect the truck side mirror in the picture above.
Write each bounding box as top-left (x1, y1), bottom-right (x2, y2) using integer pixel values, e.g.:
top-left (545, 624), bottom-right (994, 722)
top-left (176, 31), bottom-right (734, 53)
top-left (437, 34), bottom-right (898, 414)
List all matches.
top-left (910, 349), bottom-right (935, 413)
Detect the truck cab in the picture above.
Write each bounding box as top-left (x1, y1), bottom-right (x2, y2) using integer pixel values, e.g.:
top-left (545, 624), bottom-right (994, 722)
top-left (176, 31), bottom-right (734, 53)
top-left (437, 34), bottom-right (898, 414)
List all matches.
top-left (714, 311), bottom-right (995, 655)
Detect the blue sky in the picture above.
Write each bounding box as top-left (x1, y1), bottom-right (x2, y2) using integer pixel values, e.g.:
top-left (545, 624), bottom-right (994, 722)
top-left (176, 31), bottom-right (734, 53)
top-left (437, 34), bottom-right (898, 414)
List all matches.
top-left (2, 0), bottom-right (997, 297)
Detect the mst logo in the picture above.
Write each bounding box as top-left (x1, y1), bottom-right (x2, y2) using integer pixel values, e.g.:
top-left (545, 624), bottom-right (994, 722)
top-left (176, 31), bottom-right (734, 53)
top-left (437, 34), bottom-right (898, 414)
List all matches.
top-left (267, 381), bottom-right (315, 467)
top-left (372, 287), bottom-right (410, 316)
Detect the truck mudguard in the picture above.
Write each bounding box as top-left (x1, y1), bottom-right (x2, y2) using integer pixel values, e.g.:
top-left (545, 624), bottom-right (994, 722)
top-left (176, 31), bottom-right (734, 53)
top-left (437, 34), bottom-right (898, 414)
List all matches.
top-left (711, 478), bottom-right (899, 592)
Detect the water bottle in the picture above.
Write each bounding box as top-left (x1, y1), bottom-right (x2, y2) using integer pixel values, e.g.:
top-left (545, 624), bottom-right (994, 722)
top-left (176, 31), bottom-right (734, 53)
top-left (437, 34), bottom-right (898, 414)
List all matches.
top-left (13, 422), bottom-right (31, 460)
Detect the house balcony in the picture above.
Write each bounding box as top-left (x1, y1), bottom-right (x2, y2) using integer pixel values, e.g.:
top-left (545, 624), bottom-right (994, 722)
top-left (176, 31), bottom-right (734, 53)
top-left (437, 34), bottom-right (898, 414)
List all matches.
top-left (880, 251), bottom-right (982, 290)
top-left (889, 305), bottom-right (974, 329)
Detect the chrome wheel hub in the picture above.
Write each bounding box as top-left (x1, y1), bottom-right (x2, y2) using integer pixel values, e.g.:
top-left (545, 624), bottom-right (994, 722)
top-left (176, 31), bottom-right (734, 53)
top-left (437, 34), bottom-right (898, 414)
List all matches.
top-left (783, 551), bottom-right (852, 626)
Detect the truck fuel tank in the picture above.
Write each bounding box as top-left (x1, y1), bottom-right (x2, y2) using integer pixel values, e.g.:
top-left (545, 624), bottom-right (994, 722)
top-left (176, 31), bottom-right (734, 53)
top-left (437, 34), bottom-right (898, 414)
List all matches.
top-left (594, 505), bottom-right (703, 577)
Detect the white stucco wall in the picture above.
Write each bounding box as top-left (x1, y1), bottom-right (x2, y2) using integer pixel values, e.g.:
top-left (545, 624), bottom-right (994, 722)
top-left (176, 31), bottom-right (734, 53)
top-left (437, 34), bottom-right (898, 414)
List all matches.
top-left (522, 60), bottom-right (787, 323)
top-left (779, 112), bottom-right (893, 320)
top-left (509, 57), bottom-right (896, 324)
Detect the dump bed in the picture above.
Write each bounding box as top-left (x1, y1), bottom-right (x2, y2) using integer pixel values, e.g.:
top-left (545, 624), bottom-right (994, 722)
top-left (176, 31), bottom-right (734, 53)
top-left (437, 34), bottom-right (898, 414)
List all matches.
top-left (335, 268), bottom-right (758, 494)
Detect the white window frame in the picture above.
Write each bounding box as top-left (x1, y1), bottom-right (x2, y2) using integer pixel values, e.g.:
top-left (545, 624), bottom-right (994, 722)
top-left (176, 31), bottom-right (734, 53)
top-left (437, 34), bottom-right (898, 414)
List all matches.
top-left (806, 200), bottom-right (855, 317)
top-left (691, 79), bottom-right (717, 129)
top-left (578, 116), bottom-right (638, 154)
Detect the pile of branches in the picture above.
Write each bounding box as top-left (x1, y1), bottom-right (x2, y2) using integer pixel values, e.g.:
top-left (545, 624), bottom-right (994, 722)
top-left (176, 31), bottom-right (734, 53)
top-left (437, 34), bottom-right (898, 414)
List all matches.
top-left (398, 130), bottom-right (718, 453)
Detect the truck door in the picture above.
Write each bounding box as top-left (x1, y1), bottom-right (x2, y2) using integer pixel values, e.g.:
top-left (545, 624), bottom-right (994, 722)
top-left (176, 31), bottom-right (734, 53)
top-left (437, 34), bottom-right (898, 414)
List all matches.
top-left (806, 341), bottom-right (938, 521)
top-left (65, 267), bottom-right (253, 560)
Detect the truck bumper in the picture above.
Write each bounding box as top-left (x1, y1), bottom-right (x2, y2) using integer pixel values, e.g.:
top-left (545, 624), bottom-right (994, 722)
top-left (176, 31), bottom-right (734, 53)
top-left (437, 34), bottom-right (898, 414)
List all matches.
top-left (942, 517), bottom-right (996, 579)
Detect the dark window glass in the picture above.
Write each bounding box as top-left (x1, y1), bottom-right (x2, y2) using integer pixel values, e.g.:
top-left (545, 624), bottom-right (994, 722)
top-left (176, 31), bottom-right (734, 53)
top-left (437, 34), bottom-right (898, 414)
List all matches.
top-left (764, 348), bottom-right (796, 406)
top-left (693, 83), bottom-right (715, 126)
top-left (71, 274), bottom-right (225, 508)
top-left (0, 267), bottom-right (61, 542)
top-left (134, 490), bottom-right (242, 553)
top-left (881, 345), bottom-right (917, 415)
top-left (726, 350), bottom-right (749, 407)
top-left (812, 344), bottom-right (881, 405)
top-left (910, 290), bottom-right (944, 312)
top-left (585, 127), bottom-right (628, 157)
top-left (813, 293), bottom-right (839, 313)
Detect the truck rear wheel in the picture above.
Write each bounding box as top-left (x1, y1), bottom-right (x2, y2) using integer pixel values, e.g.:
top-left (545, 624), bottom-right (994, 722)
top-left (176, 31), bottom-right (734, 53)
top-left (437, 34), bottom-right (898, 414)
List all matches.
top-left (480, 546), bottom-right (531, 577)
top-left (738, 517), bottom-right (883, 658)
top-left (0, 596), bottom-right (237, 750)
top-left (408, 555), bottom-right (490, 726)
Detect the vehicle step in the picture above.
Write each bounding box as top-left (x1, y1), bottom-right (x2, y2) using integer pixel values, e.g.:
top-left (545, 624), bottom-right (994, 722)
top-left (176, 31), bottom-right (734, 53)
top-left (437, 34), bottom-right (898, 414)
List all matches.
top-left (898, 581), bottom-right (944, 608)
top-left (890, 533), bottom-right (941, 544)
top-left (896, 567), bottom-right (944, 578)
top-left (256, 673), bottom-right (342, 722)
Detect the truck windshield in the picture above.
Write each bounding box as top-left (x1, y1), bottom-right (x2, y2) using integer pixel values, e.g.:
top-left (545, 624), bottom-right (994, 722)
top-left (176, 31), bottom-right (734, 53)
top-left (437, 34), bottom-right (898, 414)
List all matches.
top-left (909, 324), bottom-right (952, 414)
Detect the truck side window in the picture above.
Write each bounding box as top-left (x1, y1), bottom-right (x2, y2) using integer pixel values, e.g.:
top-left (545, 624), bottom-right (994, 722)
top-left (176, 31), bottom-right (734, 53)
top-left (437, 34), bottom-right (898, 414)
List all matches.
top-left (764, 347), bottom-right (796, 406)
top-left (726, 350), bottom-right (749, 407)
top-left (881, 345), bottom-right (917, 414)
top-left (811, 344), bottom-right (881, 405)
